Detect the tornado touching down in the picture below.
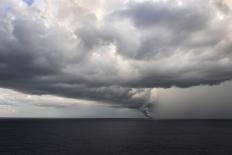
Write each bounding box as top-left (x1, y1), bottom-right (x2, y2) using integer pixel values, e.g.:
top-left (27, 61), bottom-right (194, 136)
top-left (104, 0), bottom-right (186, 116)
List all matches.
top-left (0, 0), bottom-right (232, 118)
top-left (1, 1), bottom-right (232, 154)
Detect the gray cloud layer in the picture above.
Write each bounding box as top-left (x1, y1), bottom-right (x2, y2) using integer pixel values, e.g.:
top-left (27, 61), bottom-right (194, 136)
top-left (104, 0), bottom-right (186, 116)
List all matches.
top-left (0, 0), bottom-right (232, 110)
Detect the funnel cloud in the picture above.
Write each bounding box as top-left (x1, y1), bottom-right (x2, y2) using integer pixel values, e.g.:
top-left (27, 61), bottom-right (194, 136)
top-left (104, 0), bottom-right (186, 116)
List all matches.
top-left (0, 0), bottom-right (232, 117)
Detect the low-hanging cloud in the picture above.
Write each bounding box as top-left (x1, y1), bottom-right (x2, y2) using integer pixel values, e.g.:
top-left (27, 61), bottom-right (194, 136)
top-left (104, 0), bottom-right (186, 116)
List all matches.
top-left (0, 0), bottom-right (232, 111)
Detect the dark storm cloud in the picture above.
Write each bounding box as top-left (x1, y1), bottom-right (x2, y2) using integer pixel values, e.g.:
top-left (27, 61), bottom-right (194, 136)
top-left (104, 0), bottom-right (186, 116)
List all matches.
top-left (115, 0), bottom-right (210, 30)
top-left (0, 0), bottom-right (232, 109)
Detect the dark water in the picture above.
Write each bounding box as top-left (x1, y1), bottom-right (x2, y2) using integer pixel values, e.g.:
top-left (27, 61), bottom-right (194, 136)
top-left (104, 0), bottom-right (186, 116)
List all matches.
top-left (0, 119), bottom-right (232, 155)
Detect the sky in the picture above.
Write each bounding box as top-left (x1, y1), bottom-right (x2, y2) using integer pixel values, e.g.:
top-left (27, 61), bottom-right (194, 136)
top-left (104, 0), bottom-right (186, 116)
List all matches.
top-left (0, 0), bottom-right (232, 118)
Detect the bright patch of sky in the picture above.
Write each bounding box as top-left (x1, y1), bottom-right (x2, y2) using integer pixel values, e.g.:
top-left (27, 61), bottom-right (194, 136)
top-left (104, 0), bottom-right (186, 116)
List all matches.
top-left (3, 4), bottom-right (11, 12)
top-left (23, 0), bottom-right (34, 6)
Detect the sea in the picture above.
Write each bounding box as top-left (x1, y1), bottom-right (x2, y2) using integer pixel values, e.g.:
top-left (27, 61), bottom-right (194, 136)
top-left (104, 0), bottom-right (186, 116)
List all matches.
top-left (0, 119), bottom-right (232, 155)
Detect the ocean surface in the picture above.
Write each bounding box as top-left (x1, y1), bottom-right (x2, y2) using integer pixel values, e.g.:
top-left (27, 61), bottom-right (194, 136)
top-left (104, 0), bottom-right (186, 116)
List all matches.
top-left (0, 119), bottom-right (232, 155)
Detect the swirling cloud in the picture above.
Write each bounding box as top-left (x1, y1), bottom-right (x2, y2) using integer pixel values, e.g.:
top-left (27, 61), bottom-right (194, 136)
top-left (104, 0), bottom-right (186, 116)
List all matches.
top-left (0, 0), bottom-right (231, 111)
